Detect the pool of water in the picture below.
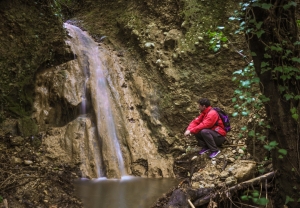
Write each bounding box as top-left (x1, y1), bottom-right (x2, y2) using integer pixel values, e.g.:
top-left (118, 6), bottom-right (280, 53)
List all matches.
top-left (75, 177), bottom-right (179, 208)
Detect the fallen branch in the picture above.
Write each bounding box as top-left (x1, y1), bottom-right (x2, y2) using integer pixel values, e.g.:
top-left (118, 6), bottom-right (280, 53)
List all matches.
top-left (193, 171), bottom-right (275, 206)
top-left (222, 144), bottom-right (245, 147)
top-left (188, 199), bottom-right (195, 208)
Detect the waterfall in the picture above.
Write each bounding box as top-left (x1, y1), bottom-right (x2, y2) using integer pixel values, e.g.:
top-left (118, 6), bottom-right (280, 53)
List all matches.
top-left (64, 23), bottom-right (126, 179)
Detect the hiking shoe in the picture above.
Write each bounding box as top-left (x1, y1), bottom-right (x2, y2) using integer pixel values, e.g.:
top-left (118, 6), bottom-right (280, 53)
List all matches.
top-left (209, 150), bottom-right (221, 158)
top-left (199, 148), bottom-right (210, 155)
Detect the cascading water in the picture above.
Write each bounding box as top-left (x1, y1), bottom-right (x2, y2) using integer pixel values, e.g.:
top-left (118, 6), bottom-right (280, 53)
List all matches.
top-left (60, 22), bottom-right (178, 208)
top-left (64, 23), bottom-right (126, 178)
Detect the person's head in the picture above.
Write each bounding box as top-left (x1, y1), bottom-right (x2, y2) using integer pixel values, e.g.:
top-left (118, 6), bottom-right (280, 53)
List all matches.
top-left (197, 98), bottom-right (211, 112)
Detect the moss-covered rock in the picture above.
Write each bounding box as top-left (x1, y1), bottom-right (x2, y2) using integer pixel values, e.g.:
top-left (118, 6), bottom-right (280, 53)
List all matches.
top-left (17, 117), bottom-right (38, 137)
top-left (0, 0), bottom-right (72, 121)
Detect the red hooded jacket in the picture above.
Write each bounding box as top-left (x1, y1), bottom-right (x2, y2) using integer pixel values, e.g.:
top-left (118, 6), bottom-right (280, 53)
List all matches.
top-left (187, 106), bottom-right (227, 136)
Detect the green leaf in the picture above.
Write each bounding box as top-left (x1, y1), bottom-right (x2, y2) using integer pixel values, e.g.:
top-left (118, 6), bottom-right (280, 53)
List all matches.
top-left (261, 3), bottom-right (272, 9)
top-left (292, 113), bottom-right (299, 121)
top-left (233, 69), bottom-right (243, 75)
top-left (258, 135), bottom-right (266, 141)
top-left (290, 107), bottom-right (297, 114)
top-left (258, 168), bottom-right (265, 173)
top-left (241, 80), bottom-right (251, 88)
top-left (264, 53), bottom-right (271, 58)
top-left (241, 126), bottom-right (247, 131)
top-left (292, 57), bottom-right (300, 63)
top-left (261, 62), bottom-right (269, 67)
top-left (251, 52), bottom-right (257, 56)
top-left (229, 17), bottom-right (236, 21)
top-left (270, 45), bottom-right (282, 52)
top-left (278, 85), bottom-right (286, 93)
top-left (259, 95), bottom-right (270, 102)
top-left (294, 95), bottom-right (300, 100)
top-left (256, 30), bottom-right (265, 38)
top-left (248, 130), bottom-right (255, 137)
top-left (221, 37), bottom-right (228, 42)
top-left (251, 77), bottom-right (260, 83)
top-left (232, 97), bottom-right (237, 102)
top-left (278, 149), bottom-right (287, 155)
top-left (284, 94), bottom-right (293, 100)
top-left (294, 41), bottom-right (300, 45)
top-left (283, 1), bottom-right (297, 10)
top-left (234, 89), bottom-right (242, 94)
top-left (241, 111), bottom-right (249, 116)
top-left (256, 21), bottom-right (263, 29)
top-left (285, 195), bottom-right (295, 204)
top-left (241, 195), bottom-right (249, 201)
top-left (256, 198), bottom-right (269, 205)
top-left (252, 191), bottom-right (259, 197)
top-left (269, 141), bottom-right (278, 147)
top-left (232, 112), bottom-right (239, 117)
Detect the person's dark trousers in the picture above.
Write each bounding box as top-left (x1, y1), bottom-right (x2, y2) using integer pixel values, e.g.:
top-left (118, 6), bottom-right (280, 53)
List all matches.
top-left (195, 129), bottom-right (225, 152)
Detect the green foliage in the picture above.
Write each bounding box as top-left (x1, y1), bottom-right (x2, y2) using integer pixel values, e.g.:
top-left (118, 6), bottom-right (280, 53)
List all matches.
top-left (206, 27), bottom-right (228, 52)
top-left (285, 195), bottom-right (295, 204)
top-left (238, 1), bottom-right (300, 123)
top-left (241, 190), bottom-right (269, 205)
top-left (229, 0), bottom-right (299, 164)
top-left (178, 0), bottom-right (229, 53)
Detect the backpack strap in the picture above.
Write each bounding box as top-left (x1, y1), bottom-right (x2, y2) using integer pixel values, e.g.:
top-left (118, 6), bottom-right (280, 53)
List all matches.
top-left (209, 108), bottom-right (219, 127)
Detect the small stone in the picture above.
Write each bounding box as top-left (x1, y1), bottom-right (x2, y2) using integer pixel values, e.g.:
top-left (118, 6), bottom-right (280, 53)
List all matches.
top-left (191, 156), bottom-right (197, 161)
top-left (132, 29), bottom-right (139, 36)
top-left (227, 157), bottom-right (235, 163)
top-left (24, 160), bottom-right (33, 165)
top-left (238, 149), bottom-right (245, 154)
top-left (144, 42), bottom-right (155, 48)
top-left (12, 156), bottom-right (22, 164)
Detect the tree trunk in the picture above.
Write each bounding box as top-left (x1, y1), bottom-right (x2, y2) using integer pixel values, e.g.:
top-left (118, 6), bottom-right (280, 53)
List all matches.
top-left (246, 0), bottom-right (300, 206)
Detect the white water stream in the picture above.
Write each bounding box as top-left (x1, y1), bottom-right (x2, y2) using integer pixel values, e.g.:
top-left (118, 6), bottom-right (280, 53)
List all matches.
top-left (64, 23), bottom-right (126, 178)
top-left (60, 22), bottom-right (179, 208)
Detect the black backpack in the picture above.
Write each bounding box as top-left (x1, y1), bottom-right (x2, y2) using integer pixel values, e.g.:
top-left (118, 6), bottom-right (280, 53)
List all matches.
top-left (213, 107), bottom-right (231, 132)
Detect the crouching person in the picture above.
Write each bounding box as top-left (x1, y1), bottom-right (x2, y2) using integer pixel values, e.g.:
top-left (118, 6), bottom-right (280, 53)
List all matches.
top-left (184, 98), bottom-right (226, 158)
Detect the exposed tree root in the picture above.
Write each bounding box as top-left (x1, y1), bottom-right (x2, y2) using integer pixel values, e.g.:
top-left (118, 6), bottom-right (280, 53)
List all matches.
top-left (165, 171), bottom-right (275, 207)
top-left (193, 171), bottom-right (275, 206)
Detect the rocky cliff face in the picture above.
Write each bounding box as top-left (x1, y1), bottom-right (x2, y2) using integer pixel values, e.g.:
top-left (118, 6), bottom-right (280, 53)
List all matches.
top-left (73, 0), bottom-right (248, 157)
top-left (0, 0), bottom-right (73, 135)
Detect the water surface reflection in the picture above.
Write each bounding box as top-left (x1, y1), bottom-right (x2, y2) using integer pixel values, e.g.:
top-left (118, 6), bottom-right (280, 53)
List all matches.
top-left (75, 177), bottom-right (179, 208)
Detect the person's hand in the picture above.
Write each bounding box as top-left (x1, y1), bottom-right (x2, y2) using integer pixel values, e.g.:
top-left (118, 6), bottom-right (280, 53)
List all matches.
top-left (184, 130), bottom-right (191, 137)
